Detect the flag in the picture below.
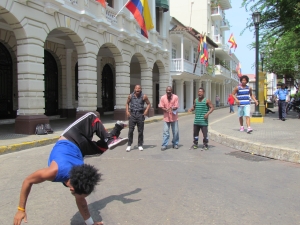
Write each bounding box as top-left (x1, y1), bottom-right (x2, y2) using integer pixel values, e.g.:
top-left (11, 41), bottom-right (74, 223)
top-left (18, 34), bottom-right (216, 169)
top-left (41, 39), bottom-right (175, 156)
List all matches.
top-left (236, 62), bottom-right (242, 77)
top-left (228, 33), bottom-right (237, 51)
top-left (197, 35), bottom-right (203, 54)
top-left (126, 0), bottom-right (154, 38)
top-left (96, 0), bottom-right (106, 8)
top-left (200, 35), bottom-right (209, 66)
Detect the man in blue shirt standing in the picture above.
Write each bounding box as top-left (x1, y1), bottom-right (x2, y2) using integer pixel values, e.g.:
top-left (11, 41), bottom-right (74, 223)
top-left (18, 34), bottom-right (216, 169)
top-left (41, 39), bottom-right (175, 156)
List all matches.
top-left (274, 83), bottom-right (289, 121)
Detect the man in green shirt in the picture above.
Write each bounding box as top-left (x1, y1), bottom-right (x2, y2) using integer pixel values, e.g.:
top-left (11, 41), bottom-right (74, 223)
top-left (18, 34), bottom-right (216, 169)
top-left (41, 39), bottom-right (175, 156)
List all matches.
top-left (188, 88), bottom-right (214, 150)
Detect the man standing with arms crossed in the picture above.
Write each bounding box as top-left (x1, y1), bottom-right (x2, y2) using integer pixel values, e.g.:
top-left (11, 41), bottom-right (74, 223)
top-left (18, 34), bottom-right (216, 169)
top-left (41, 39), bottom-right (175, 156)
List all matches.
top-left (126, 85), bottom-right (151, 152)
top-left (159, 86), bottom-right (179, 151)
top-left (188, 88), bottom-right (214, 150)
top-left (274, 83), bottom-right (289, 121)
top-left (232, 75), bottom-right (258, 133)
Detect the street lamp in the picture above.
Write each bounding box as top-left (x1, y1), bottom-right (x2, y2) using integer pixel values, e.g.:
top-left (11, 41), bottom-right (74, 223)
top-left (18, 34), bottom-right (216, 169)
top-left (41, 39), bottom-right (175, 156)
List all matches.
top-left (260, 51), bottom-right (265, 72)
top-left (252, 11), bottom-right (262, 117)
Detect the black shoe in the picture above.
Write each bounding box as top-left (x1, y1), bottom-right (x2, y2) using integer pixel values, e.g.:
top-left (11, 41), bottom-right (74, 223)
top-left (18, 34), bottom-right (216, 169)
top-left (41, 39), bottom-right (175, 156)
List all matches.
top-left (193, 144), bottom-right (198, 149)
top-left (203, 144), bottom-right (209, 150)
top-left (282, 118), bottom-right (286, 121)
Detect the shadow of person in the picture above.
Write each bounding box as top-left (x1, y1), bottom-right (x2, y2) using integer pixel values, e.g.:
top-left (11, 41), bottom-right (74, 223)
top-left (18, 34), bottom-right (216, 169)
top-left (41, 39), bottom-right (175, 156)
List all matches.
top-left (70, 188), bottom-right (142, 225)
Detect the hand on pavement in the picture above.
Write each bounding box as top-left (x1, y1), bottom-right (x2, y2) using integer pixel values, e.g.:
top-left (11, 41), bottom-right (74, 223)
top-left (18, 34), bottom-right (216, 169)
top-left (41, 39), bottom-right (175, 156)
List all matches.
top-left (13, 211), bottom-right (27, 225)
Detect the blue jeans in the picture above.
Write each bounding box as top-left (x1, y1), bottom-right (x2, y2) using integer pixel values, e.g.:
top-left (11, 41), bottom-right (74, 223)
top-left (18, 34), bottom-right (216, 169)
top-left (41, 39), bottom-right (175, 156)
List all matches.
top-left (230, 104), bottom-right (234, 113)
top-left (162, 121), bottom-right (179, 147)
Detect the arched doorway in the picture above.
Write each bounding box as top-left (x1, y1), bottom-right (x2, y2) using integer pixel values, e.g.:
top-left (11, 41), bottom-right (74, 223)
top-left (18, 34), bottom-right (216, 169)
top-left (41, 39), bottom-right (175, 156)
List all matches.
top-left (101, 64), bottom-right (114, 112)
top-left (0, 42), bottom-right (13, 119)
top-left (44, 50), bottom-right (58, 116)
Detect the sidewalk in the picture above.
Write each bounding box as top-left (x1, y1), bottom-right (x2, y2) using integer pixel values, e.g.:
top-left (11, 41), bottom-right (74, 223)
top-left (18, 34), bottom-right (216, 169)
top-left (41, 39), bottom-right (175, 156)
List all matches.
top-left (1, 106), bottom-right (299, 164)
top-left (209, 106), bottom-right (300, 163)
top-left (0, 112), bottom-right (192, 154)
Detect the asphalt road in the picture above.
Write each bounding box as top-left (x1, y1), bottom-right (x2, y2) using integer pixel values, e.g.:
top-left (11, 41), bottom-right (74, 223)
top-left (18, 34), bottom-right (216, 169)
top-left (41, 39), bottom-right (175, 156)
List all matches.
top-left (1, 113), bottom-right (300, 225)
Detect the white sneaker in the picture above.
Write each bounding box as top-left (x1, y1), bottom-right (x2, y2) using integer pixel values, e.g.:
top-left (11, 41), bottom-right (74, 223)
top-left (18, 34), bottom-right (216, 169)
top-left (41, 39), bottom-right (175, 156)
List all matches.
top-left (108, 137), bottom-right (128, 150)
top-left (126, 146), bottom-right (131, 152)
top-left (138, 146), bottom-right (143, 151)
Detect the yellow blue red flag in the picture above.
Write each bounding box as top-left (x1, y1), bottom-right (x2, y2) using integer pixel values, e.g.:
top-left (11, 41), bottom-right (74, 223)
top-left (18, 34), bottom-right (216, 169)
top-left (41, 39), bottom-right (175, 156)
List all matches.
top-left (126, 0), bottom-right (154, 38)
top-left (200, 35), bottom-right (209, 66)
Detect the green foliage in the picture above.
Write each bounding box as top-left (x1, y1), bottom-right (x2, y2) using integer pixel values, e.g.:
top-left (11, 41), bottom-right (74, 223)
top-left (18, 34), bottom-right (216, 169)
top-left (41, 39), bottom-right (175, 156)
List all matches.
top-left (242, 0), bottom-right (300, 79)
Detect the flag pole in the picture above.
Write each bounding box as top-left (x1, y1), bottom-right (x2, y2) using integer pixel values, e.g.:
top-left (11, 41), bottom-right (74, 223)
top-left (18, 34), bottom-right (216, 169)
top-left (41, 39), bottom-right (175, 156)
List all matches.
top-left (189, 2), bottom-right (194, 28)
top-left (114, 0), bottom-right (130, 18)
top-left (193, 51), bottom-right (201, 74)
top-left (193, 33), bottom-right (202, 74)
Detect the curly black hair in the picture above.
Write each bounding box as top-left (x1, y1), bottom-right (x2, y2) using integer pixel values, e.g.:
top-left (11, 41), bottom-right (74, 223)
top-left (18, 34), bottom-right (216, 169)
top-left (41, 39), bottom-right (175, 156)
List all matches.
top-left (240, 75), bottom-right (249, 83)
top-left (69, 164), bottom-right (101, 195)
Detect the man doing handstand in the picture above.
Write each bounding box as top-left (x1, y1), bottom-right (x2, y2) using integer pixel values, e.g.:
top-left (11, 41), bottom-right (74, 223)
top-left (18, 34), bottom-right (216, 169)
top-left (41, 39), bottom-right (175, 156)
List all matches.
top-left (13, 112), bottom-right (128, 225)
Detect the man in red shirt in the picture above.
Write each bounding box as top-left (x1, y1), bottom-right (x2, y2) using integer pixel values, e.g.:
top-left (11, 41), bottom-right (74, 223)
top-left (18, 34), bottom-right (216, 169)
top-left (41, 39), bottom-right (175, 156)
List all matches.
top-left (159, 86), bottom-right (179, 151)
top-left (227, 94), bottom-right (235, 113)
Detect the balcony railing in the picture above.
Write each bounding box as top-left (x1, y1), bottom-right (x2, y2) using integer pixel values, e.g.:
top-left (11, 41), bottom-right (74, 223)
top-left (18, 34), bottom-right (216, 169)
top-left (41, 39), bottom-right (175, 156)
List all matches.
top-left (106, 6), bottom-right (117, 23)
top-left (170, 59), bottom-right (206, 76)
top-left (213, 34), bottom-right (222, 44)
top-left (157, 36), bottom-right (163, 48)
top-left (220, 19), bottom-right (230, 30)
top-left (215, 65), bottom-right (231, 78)
top-left (211, 6), bottom-right (223, 20)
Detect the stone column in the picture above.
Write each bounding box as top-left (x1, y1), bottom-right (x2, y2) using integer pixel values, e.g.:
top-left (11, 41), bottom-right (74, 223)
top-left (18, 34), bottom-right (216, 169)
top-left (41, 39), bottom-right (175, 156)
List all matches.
top-left (97, 56), bottom-right (102, 114)
top-left (62, 49), bottom-right (76, 118)
top-left (141, 68), bottom-right (154, 117)
top-left (114, 61), bottom-right (130, 120)
top-left (185, 80), bottom-right (193, 110)
top-left (195, 79), bottom-right (201, 98)
top-left (175, 80), bottom-right (184, 112)
top-left (15, 38), bottom-right (49, 134)
top-left (223, 82), bottom-right (226, 105)
top-left (158, 71), bottom-right (169, 114)
top-left (76, 49), bottom-right (98, 119)
top-left (211, 82), bottom-right (215, 105)
top-left (204, 80), bottom-right (209, 99)
top-left (181, 35), bottom-right (184, 71)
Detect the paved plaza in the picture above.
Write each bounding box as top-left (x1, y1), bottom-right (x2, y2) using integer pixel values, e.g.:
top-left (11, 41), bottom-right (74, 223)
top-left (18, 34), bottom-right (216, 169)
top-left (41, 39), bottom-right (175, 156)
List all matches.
top-left (1, 107), bottom-right (300, 224)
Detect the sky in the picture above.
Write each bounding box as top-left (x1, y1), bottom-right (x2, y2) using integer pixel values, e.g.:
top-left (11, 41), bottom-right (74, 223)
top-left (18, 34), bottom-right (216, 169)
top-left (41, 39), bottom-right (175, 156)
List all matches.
top-left (225, 1), bottom-right (255, 75)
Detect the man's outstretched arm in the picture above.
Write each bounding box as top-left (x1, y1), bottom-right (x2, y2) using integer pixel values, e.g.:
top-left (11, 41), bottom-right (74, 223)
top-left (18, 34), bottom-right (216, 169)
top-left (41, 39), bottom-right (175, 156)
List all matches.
top-left (76, 196), bottom-right (104, 225)
top-left (13, 162), bottom-right (57, 225)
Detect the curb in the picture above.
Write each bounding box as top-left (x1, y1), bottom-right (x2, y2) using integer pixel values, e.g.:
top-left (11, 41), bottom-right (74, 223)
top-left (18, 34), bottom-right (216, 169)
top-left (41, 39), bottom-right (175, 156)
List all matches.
top-left (0, 112), bottom-right (192, 155)
top-left (208, 128), bottom-right (300, 164)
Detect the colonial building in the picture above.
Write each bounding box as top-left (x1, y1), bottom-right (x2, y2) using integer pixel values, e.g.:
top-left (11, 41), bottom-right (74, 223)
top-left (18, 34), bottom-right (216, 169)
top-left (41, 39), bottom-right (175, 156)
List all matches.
top-left (0, 0), bottom-right (170, 134)
top-left (169, 0), bottom-right (240, 106)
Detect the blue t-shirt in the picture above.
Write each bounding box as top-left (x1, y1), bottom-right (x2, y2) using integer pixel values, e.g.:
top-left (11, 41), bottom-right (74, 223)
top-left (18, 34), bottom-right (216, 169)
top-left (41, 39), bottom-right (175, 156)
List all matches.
top-left (48, 140), bottom-right (84, 182)
top-left (274, 88), bottom-right (288, 100)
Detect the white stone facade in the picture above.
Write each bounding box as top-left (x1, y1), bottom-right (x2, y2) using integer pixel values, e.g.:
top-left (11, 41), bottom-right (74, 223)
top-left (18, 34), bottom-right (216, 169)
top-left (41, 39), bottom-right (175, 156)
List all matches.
top-left (0, 0), bottom-right (170, 132)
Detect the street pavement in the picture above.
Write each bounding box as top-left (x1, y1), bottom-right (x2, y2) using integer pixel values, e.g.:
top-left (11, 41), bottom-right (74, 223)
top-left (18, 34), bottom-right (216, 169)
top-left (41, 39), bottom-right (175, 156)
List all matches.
top-left (1, 111), bottom-right (300, 225)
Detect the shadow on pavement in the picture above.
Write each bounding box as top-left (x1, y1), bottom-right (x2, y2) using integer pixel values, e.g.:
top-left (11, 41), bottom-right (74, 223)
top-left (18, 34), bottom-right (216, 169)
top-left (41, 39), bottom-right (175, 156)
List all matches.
top-left (70, 188), bottom-right (142, 225)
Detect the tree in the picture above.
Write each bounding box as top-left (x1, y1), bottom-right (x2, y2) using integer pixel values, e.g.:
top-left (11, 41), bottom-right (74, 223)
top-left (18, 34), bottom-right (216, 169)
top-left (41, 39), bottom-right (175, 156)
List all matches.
top-left (242, 0), bottom-right (300, 40)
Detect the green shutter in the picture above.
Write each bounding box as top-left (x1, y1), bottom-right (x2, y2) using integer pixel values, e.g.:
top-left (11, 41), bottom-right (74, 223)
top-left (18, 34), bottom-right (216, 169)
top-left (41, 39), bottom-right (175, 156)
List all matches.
top-left (156, 0), bottom-right (169, 12)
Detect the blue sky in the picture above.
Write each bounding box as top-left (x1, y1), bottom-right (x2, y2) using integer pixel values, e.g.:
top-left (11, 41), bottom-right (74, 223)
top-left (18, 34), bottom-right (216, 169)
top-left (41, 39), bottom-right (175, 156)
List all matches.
top-left (225, 1), bottom-right (255, 75)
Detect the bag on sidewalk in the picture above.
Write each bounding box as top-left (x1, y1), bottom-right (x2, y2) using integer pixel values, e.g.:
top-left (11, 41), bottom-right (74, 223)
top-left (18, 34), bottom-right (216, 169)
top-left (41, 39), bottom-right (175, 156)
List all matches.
top-left (35, 124), bottom-right (48, 135)
top-left (44, 123), bottom-right (54, 134)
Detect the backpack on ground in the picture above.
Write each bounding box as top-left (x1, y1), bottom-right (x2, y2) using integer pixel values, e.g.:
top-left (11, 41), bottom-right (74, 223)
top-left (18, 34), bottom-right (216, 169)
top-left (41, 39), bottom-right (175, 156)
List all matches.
top-left (35, 124), bottom-right (48, 135)
top-left (44, 123), bottom-right (54, 134)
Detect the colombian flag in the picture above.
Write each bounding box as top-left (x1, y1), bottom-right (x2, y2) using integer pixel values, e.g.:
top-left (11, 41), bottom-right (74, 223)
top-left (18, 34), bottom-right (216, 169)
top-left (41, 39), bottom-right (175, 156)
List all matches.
top-left (200, 35), bottom-right (209, 66)
top-left (228, 33), bottom-right (237, 50)
top-left (96, 0), bottom-right (106, 8)
top-left (126, 0), bottom-right (154, 38)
